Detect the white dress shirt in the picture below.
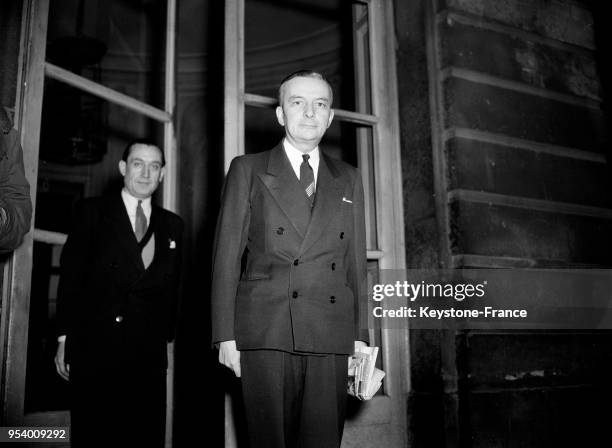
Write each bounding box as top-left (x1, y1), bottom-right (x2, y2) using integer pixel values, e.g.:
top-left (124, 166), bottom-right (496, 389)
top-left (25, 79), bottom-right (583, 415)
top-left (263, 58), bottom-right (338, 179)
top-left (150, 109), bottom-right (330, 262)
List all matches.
top-left (121, 189), bottom-right (152, 231)
top-left (283, 139), bottom-right (320, 186)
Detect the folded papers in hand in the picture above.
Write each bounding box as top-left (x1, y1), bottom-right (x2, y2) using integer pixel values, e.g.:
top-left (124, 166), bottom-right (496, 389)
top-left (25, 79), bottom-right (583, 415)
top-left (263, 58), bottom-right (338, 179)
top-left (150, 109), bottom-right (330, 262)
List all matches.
top-left (347, 346), bottom-right (385, 401)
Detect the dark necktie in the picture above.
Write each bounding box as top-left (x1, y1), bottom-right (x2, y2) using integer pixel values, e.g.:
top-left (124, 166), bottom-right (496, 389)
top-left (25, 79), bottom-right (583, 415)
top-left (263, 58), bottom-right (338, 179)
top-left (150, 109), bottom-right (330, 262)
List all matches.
top-left (300, 154), bottom-right (315, 205)
top-left (135, 200), bottom-right (147, 242)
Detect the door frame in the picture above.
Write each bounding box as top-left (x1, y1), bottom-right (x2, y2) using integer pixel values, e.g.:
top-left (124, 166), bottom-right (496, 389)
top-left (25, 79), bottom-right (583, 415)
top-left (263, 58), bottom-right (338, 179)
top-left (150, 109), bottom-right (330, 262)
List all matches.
top-left (1, 3), bottom-right (179, 448)
top-left (223, 1), bottom-right (408, 446)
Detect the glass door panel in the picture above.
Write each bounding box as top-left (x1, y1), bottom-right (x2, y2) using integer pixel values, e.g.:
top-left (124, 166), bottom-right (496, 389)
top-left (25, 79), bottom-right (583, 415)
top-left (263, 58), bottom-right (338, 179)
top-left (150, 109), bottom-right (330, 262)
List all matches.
top-left (2, 1), bottom-right (178, 437)
top-left (244, 0), bottom-right (373, 114)
top-left (25, 86), bottom-right (166, 415)
top-left (46, 0), bottom-right (168, 109)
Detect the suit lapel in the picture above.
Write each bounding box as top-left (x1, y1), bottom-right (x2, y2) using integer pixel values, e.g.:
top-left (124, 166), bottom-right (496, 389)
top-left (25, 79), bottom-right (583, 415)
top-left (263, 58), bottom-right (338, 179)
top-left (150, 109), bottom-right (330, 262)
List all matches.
top-left (299, 153), bottom-right (344, 255)
top-left (107, 193), bottom-right (145, 272)
top-left (259, 144), bottom-right (312, 237)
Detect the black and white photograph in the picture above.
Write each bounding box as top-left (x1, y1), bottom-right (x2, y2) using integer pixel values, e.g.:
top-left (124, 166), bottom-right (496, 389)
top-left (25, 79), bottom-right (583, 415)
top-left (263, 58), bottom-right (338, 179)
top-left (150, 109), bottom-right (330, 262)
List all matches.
top-left (1, 0), bottom-right (611, 447)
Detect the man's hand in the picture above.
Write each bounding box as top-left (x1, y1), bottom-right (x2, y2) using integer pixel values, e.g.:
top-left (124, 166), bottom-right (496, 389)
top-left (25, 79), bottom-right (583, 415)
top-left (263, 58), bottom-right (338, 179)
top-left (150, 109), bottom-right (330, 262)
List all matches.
top-left (218, 340), bottom-right (241, 377)
top-left (54, 340), bottom-right (70, 381)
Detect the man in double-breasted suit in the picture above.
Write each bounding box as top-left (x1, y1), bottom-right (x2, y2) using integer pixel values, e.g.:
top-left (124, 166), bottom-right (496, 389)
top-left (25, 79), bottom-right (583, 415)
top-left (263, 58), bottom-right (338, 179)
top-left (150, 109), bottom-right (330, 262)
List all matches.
top-left (54, 140), bottom-right (183, 448)
top-left (212, 70), bottom-right (369, 448)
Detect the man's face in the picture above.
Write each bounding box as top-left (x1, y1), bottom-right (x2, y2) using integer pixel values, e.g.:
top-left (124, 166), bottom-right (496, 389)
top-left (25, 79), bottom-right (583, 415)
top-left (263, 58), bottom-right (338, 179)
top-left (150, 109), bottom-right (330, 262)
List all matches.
top-left (276, 76), bottom-right (334, 152)
top-left (118, 143), bottom-right (165, 199)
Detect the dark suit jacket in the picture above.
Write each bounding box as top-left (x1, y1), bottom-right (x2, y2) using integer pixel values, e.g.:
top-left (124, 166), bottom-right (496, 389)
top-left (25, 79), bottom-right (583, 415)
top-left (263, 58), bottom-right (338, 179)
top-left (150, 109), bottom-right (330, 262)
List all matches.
top-left (57, 193), bottom-right (183, 370)
top-left (0, 107), bottom-right (32, 253)
top-left (211, 143), bottom-right (369, 355)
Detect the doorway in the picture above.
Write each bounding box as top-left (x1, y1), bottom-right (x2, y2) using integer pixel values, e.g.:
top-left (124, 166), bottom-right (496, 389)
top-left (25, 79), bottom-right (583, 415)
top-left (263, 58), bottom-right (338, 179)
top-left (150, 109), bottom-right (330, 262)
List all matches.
top-left (1, 2), bottom-right (178, 447)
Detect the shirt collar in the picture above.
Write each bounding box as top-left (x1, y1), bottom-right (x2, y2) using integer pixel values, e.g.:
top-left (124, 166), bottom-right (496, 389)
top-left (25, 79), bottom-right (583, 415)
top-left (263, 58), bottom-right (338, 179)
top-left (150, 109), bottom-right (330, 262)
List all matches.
top-left (282, 138), bottom-right (320, 169)
top-left (121, 189), bottom-right (152, 215)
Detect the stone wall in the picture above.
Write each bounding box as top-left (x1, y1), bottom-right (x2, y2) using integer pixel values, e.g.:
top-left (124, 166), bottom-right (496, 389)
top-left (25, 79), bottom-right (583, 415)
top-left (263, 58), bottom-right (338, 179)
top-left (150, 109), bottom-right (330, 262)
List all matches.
top-left (396, 0), bottom-right (612, 445)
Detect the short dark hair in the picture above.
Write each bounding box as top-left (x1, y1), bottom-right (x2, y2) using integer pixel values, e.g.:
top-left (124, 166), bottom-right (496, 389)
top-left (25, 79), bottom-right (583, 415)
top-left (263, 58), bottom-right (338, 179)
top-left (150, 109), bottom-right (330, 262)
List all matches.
top-left (277, 70), bottom-right (333, 106)
top-left (121, 139), bottom-right (165, 166)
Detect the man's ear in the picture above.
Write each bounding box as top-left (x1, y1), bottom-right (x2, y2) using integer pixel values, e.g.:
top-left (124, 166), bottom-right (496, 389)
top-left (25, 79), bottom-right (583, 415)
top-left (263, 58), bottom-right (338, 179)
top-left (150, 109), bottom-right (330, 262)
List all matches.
top-left (159, 166), bottom-right (166, 182)
top-left (326, 108), bottom-right (334, 128)
top-left (275, 106), bottom-right (285, 126)
top-left (118, 160), bottom-right (127, 176)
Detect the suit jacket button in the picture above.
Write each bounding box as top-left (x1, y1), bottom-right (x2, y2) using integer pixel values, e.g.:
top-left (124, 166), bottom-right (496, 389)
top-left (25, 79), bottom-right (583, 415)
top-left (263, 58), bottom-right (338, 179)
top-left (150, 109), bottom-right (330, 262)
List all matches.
top-left (293, 259), bottom-right (299, 266)
top-left (277, 227), bottom-right (285, 235)
top-left (340, 232), bottom-right (344, 239)
top-left (331, 262), bottom-right (336, 270)
top-left (115, 315), bottom-right (123, 323)
top-left (292, 291), bottom-right (298, 299)
top-left (330, 296), bottom-right (336, 303)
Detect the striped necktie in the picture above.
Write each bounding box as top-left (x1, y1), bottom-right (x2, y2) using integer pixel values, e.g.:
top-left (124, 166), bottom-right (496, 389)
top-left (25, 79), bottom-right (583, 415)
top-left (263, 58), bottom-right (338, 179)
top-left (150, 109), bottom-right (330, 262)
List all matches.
top-left (300, 154), bottom-right (315, 205)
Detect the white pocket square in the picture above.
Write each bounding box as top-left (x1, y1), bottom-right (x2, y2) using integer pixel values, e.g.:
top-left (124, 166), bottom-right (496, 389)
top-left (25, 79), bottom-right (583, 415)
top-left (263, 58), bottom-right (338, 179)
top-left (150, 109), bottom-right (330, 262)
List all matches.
top-left (169, 239), bottom-right (176, 249)
top-left (342, 197), bottom-right (353, 204)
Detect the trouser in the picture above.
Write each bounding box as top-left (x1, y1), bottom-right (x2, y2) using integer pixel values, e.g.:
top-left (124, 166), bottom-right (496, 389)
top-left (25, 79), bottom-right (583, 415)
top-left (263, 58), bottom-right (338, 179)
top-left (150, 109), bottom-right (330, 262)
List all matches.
top-left (240, 350), bottom-right (348, 448)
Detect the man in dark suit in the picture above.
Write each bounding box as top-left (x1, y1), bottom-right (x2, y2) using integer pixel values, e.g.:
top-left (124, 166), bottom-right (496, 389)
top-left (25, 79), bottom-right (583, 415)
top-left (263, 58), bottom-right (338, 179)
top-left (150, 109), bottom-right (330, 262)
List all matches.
top-left (212, 70), bottom-right (369, 448)
top-left (54, 140), bottom-right (183, 448)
